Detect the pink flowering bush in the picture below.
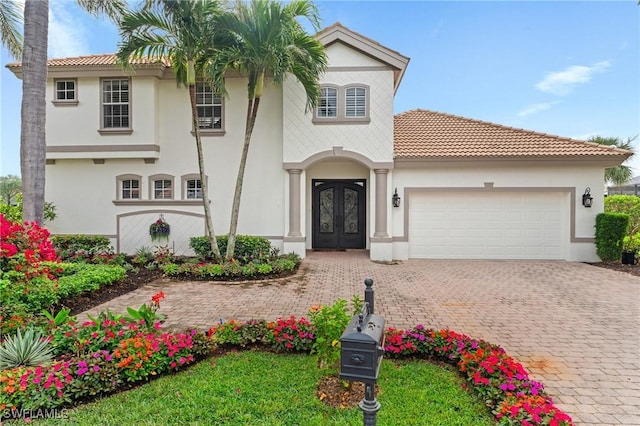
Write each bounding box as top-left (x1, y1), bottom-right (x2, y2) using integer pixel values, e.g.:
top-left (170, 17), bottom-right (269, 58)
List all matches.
top-left (384, 326), bottom-right (573, 426)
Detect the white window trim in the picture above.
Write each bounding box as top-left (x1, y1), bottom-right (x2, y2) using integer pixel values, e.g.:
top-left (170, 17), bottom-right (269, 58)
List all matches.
top-left (99, 78), bottom-right (133, 135)
top-left (149, 174), bottom-right (175, 200)
top-left (115, 174), bottom-right (142, 200)
top-left (312, 83), bottom-right (370, 125)
top-left (52, 78), bottom-right (79, 106)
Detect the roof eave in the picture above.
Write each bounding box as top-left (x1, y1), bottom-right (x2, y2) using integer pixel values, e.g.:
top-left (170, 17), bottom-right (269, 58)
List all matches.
top-left (394, 154), bottom-right (631, 168)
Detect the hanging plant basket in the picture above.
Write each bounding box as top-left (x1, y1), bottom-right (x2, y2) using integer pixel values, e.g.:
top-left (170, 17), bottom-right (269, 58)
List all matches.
top-left (149, 215), bottom-right (170, 242)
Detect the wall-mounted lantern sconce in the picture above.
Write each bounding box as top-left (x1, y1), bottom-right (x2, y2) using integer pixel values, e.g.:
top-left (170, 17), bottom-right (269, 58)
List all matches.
top-left (582, 187), bottom-right (593, 208)
top-left (392, 188), bottom-right (401, 208)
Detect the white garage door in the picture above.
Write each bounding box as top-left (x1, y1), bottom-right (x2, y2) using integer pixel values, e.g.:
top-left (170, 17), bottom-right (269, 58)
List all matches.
top-left (408, 191), bottom-right (566, 259)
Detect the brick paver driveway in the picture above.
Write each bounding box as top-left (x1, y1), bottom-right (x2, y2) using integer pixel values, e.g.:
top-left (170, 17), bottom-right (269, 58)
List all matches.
top-left (81, 251), bottom-right (640, 425)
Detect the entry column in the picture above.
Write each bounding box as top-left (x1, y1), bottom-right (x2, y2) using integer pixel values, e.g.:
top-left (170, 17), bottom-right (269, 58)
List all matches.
top-left (373, 169), bottom-right (389, 238)
top-left (287, 169), bottom-right (302, 237)
top-left (283, 169), bottom-right (306, 258)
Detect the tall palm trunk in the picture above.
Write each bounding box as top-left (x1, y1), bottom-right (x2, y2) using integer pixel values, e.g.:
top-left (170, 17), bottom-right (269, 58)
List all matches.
top-left (20, 0), bottom-right (48, 224)
top-left (188, 83), bottom-right (222, 261)
top-left (226, 95), bottom-right (261, 260)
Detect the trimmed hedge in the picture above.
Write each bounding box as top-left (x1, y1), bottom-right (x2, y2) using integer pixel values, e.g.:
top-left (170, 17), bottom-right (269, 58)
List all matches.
top-left (189, 235), bottom-right (271, 260)
top-left (595, 213), bottom-right (629, 261)
top-left (51, 235), bottom-right (113, 261)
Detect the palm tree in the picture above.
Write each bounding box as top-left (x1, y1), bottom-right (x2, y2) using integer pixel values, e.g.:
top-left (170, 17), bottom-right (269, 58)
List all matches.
top-left (0, 0), bottom-right (23, 59)
top-left (588, 135), bottom-right (636, 188)
top-left (20, 0), bottom-right (48, 224)
top-left (20, 0), bottom-right (125, 224)
top-left (212, 0), bottom-right (327, 260)
top-left (117, 0), bottom-right (228, 261)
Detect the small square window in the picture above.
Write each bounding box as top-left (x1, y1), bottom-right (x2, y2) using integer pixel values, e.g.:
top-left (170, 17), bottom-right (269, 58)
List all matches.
top-left (122, 179), bottom-right (140, 199)
top-left (56, 80), bottom-right (76, 100)
top-left (186, 179), bottom-right (202, 199)
top-left (154, 179), bottom-right (172, 199)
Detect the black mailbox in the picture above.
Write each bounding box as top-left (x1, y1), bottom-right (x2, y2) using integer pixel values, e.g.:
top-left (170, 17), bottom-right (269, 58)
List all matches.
top-left (340, 309), bottom-right (385, 383)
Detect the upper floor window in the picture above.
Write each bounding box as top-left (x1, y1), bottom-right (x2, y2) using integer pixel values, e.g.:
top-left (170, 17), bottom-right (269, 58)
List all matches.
top-left (317, 87), bottom-right (337, 118)
top-left (52, 79), bottom-right (78, 106)
top-left (115, 174), bottom-right (142, 200)
top-left (345, 87), bottom-right (366, 118)
top-left (196, 82), bottom-right (223, 130)
top-left (313, 84), bottom-right (370, 124)
top-left (102, 78), bottom-right (130, 129)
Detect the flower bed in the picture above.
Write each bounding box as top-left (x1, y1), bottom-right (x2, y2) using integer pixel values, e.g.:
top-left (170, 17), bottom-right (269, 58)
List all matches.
top-left (1, 309), bottom-right (573, 425)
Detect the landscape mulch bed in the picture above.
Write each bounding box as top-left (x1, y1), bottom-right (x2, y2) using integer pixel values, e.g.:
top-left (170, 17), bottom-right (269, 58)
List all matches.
top-left (588, 261), bottom-right (640, 277)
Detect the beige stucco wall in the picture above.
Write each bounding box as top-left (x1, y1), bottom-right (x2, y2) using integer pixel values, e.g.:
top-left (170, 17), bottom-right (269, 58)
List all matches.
top-left (45, 76), bottom-right (286, 254)
top-left (47, 77), bottom-right (158, 147)
top-left (282, 43), bottom-right (395, 164)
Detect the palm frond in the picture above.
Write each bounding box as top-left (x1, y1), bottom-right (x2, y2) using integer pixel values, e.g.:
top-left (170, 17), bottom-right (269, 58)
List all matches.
top-left (75, 0), bottom-right (127, 23)
top-left (0, 0), bottom-right (23, 59)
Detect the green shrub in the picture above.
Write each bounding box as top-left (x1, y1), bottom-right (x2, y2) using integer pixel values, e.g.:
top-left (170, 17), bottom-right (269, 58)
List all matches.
top-left (595, 213), bottom-right (629, 261)
top-left (52, 234), bottom-right (113, 262)
top-left (0, 193), bottom-right (57, 223)
top-left (605, 195), bottom-right (640, 235)
top-left (189, 235), bottom-right (271, 260)
top-left (56, 264), bottom-right (127, 299)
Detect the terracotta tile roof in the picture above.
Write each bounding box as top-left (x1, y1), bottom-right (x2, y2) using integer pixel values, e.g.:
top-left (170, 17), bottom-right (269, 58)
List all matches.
top-left (6, 54), bottom-right (168, 68)
top-left (394, 109), bottom-right (631, 159)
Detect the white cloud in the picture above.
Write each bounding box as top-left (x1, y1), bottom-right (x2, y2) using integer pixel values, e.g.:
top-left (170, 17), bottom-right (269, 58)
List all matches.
top-left (535, 61), bottom-right (611, 96)
top-left (48, 1), bottom-right (89, 58)
top-left (517, 101), bottom-right (559, 117)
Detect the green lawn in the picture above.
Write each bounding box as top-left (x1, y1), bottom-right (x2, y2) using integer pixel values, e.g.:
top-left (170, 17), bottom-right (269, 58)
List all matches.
top-left (39, 351), bottom-right (494, 425)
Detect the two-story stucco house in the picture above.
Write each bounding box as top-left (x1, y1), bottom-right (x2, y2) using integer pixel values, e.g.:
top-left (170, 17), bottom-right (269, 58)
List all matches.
top-left (7, 23), bottom-right (630, 262)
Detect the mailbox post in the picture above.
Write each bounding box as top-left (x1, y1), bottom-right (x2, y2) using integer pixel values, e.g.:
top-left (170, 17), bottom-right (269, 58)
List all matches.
top-left (340, 278), bottom-right (385, 426)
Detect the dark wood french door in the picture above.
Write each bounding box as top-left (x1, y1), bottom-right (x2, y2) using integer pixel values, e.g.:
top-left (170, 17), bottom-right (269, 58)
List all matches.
top-left (312, 179), bottom-right (366, 249)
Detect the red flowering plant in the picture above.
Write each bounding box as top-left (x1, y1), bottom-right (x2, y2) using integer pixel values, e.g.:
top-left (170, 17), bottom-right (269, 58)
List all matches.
top-left (384, 325), bottom-right (573, 426)
top-left (266, 315), bottom-right (315, 352)
top-left (0, 214), bottom-right (59, 282)
top-left (125, 292), bottom-right (167, 331)
top-left (0, 215), bottom-right (63, 331)
top-left (47, 310), bottom-right (145, 357)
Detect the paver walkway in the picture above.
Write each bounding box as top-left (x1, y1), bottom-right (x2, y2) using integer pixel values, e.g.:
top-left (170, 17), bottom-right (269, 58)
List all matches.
top-left (80, 251), bottom-right (640, 426)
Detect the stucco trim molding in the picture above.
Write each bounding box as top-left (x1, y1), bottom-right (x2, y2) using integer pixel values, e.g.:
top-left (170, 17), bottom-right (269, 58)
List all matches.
top-left (283, 146), bottom-right (393, 170)
top-left (370, 237), bottom-right (392, 243)
top-left (391, 186), bottom-right (595, 244)
top-left (112, 200), bottom-right (203, 206)
top-left (47, 144), bottom-right (160, 153)
top-left (283, 236), bottom-right (306, 243)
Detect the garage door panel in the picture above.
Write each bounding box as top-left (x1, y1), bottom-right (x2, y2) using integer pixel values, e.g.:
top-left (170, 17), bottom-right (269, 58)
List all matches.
top-left (409, 192), bottom-right (566, 260)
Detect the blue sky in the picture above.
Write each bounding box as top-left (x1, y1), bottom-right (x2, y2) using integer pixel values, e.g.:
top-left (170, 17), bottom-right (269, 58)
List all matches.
top-left (1, 0), bottom-right (638, 177)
